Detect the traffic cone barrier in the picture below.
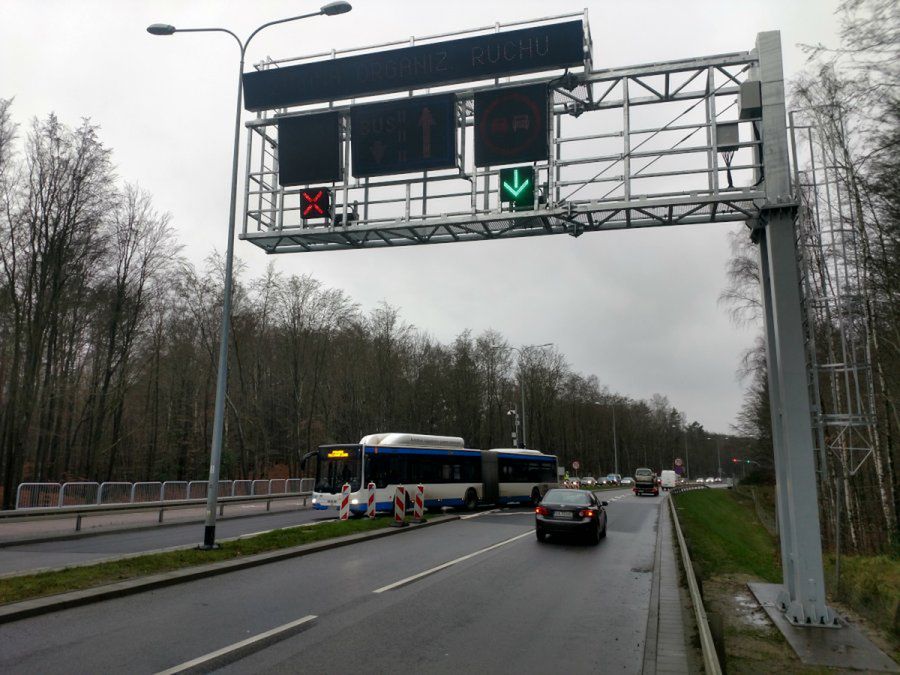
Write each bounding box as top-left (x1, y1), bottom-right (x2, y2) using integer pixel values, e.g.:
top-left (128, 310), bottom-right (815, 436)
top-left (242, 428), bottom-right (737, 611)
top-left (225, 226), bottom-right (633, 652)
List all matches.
top-left (413, 483), bottom-right (426, 523)
top-left (367, 482), bottom-right (376, 518)
top-left (339, 483), bottom-right (350, 520)
top-left (391, 485), bottom-right (408, 527)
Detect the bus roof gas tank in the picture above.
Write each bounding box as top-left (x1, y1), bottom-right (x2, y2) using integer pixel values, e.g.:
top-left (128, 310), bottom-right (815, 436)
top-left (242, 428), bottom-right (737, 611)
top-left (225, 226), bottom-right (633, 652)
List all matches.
top-left (359, 433), bottom-right (465, 450)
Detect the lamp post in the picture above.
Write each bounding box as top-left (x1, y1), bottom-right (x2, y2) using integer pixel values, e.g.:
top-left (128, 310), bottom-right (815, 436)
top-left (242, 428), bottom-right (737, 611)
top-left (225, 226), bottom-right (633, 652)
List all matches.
top-left (512, 343), bottom-right (552, 448)
top-left (707, 435), bottom-right (722, 479)
top-left (147, 1), bottom-right (352, 549)
top-left (594, 400), bottom-right (618, 476)
top-left (507, 409), bottom-right (520, 448)
top-left (490, 342), bottom-right (552, 448)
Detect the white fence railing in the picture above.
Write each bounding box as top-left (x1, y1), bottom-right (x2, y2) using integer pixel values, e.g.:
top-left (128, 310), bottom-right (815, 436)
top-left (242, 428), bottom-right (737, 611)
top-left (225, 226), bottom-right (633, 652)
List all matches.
top-left (14, 478), bottom-right (310, 510)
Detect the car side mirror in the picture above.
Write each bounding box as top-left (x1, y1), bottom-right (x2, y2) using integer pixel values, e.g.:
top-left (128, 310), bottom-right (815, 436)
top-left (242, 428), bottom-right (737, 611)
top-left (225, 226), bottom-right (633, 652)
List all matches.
top-left (601, 501), bottom-right (609, 506)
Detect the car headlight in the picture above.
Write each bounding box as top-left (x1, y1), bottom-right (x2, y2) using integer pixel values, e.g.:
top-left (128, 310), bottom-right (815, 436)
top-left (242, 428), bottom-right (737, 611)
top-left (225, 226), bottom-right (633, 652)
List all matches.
top-left (351, 499), bottom-right (359, 505)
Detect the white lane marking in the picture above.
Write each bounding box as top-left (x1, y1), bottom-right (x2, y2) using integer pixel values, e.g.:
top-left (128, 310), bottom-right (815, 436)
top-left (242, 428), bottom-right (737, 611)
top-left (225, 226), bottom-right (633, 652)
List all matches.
top-left (459, 508), bottom-right (500, 520)
top-left (155, 614), bottom-right (317, 675)
top-left (372, 530), bottom-right (532, 594)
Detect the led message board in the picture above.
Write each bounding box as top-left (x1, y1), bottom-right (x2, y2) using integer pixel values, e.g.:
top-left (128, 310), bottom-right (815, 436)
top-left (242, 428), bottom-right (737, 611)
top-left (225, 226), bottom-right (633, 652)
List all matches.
top-left (277, 112), bottom-right (342, 186)
top-left (351, 94), bottom-right (457, 177)
top-left (244, 20), bottom-right (584, 111)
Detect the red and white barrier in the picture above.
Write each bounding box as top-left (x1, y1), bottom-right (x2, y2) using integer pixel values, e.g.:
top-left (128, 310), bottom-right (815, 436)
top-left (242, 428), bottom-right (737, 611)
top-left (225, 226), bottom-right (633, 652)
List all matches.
top-left (340, 482), bottom-right (350, 520)
top-left (413, 483), bottom-right (426, 523)
top-left (392, 485), bottom-right (408, 527)
top-left (367, 482), bottom-right (376, 519)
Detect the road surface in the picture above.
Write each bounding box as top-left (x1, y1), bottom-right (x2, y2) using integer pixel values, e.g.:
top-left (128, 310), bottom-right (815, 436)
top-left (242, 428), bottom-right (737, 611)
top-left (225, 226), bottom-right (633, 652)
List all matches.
top-left (0, 489), bottom-right (666, 674)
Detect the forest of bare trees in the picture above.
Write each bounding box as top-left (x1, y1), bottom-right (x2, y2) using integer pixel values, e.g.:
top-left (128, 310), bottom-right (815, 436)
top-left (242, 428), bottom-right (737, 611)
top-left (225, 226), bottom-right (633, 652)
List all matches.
top-left (0, 97), bottom-right (735, 509)
top-left (722, 0), bottom-right (898, 554)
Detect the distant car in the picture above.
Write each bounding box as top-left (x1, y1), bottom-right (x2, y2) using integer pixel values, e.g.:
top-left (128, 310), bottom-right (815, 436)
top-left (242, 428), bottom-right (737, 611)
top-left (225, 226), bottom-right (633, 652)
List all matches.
top-left (581, 476), bottom-right (597, 487)
top-left (535, 488), bottom-right (608, 545)
top-left (564, 477), bottom-right (581, 488)
top-left (660, 470), bottom-right (677, 491)
top-left (633, 467), bottom-right (659, 496)
top-left (620, 477), bottom-right (634, 486)
top-left (605, 473), bottom-right (622, 485)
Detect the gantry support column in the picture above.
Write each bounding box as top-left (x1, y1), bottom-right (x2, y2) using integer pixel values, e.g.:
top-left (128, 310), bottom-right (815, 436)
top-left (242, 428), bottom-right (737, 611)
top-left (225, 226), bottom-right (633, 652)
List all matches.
top-left (753, 31), bottom-right (835, 626)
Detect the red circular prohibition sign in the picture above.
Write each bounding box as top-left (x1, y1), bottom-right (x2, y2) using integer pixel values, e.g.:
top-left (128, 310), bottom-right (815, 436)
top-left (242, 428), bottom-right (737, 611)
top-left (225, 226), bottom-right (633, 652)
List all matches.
top-left (478, 91), bottom-right (543, 158)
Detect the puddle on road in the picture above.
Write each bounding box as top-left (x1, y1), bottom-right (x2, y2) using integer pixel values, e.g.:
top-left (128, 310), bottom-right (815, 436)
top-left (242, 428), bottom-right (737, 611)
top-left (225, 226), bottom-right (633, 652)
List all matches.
top-left (733, 591), bottom-right (771, 628)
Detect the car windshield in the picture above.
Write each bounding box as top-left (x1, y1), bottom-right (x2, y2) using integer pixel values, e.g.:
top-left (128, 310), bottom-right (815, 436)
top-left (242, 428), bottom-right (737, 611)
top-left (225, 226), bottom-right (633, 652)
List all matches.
top-left (635, 469), bottom-right (653, 477)
top-left (606, 474), bottom-right (617, 480)
top-left (543, 489), bottom-right (591, 506)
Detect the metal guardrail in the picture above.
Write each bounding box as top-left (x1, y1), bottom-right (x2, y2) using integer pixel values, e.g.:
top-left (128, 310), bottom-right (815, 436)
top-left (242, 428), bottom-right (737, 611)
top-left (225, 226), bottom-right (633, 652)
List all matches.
top-left (668, 491), bottom-right (722, 675)
top-left (14, 478), bottom-right (314, 509)
top-left (1, 492), bottom-right (313, 533)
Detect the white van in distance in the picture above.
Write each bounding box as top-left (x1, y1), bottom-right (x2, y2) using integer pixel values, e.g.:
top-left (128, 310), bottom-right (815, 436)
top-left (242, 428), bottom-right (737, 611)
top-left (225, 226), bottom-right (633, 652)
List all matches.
top-left (660, 470), bottom-right (677, 491)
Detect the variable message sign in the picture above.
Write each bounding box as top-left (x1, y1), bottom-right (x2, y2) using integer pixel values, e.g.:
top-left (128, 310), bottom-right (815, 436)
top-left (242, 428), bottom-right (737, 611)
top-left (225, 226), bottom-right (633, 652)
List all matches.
top-left (499, 166), bottom-right (535, 209)
top-left (243, 20), bottom-right (584, 111)
top-left (351, 94), bottom-right (457, 177)
top-left (300, 188), bottom-right (332, 220)
top-left (278, 112), bottom-right (342, 186)
top-left (474, 83), bottom-right (549, 166)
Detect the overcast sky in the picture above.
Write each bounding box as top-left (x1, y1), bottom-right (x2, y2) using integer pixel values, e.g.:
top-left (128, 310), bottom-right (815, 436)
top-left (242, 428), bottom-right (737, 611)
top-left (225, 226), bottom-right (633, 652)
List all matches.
top-left (1, 0), bottom-right (841, 434)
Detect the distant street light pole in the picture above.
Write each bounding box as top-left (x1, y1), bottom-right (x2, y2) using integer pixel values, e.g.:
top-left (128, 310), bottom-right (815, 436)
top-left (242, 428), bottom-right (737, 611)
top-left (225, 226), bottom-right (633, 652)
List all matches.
top-left (491, 342), bottom-right (552, 448)
top-left (507, 409), bottom-right (520, 447)
top-left (594, 400), bottom-right (618, 476)
top-left (147, 1), bottom-right (352, 549)
top-left (707, 435), bottom-right (722, 479)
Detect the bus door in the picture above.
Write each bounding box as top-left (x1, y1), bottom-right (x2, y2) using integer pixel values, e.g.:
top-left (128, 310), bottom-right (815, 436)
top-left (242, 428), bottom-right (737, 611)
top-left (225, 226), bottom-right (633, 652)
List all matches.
top-left (481, 452), bottom-right (499, 503)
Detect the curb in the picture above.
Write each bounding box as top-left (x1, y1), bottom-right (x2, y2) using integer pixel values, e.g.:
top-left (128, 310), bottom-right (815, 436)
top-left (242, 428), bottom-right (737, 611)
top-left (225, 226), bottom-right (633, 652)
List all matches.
top-left (0, 514), bottom-right (460, 625)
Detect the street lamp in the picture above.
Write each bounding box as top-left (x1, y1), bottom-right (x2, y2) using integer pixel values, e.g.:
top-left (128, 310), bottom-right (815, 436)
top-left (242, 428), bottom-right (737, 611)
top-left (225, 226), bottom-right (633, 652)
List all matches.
top-left (593, 400), bottom-right (618, 476)
top-left (507, 409), bottom-right (520, 447)
top-left (489, 342), bottom-right (552, 448)
top-left (147, 2), bottom-right (352, 549)
top-left (511, 343), bottom-right (552, 448)
top-left (707, 435), bottom-right (722, 479)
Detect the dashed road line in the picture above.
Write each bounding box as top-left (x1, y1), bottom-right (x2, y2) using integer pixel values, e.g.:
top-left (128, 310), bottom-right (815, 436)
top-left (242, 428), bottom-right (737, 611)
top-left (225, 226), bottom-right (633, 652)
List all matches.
top-left (155, 614), bottom-right (317, 674)
top-left (372, 530), bottom-right (532, 594)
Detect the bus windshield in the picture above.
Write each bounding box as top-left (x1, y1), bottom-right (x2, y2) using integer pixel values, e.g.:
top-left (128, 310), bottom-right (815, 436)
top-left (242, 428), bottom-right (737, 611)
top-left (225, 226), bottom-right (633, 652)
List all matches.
top-left (315, 445), bottom-right (362, 493)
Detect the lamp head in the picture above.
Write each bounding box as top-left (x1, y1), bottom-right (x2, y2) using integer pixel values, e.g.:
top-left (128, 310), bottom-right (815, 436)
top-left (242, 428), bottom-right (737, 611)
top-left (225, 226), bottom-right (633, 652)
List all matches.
top-left (147, 23), bottom-right (176, 36)
top-left (321, 1), bottom-right (352, 15)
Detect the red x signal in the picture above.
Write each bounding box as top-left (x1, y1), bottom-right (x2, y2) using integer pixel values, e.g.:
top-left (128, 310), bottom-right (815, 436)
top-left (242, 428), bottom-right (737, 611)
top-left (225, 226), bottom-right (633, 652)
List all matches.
top-left (300, 188), bottom-right (330, 219)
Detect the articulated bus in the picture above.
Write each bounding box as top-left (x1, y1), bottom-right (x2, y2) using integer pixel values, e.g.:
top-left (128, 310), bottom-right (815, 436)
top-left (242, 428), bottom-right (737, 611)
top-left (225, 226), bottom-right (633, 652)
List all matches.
top-left (310, 433), bottom-right (558, 515)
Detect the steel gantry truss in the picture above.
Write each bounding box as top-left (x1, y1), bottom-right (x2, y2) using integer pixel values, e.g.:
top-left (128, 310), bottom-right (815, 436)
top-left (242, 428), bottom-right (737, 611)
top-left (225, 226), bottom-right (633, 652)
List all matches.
top-left (237, 15), bottom-right (838, 628)
top-left (240, 11), bottom-right (763, 254)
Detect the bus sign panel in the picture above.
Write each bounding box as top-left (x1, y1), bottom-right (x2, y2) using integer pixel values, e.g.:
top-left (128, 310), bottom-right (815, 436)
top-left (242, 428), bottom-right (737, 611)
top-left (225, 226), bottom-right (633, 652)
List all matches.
top-left (351, 94), bottom-right (457, 177)
top-left (243, 20), bottom-right (584, 111)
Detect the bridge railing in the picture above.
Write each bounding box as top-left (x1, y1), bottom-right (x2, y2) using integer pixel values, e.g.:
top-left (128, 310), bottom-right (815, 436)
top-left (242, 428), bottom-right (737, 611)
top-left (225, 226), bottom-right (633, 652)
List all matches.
top-left (13, 478), bottom-right (309, 510)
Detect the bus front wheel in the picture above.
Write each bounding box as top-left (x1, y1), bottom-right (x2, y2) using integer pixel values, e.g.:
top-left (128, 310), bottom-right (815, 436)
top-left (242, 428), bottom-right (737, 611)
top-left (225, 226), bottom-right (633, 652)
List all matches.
top-left (464, 488), bottom-right (478, 511)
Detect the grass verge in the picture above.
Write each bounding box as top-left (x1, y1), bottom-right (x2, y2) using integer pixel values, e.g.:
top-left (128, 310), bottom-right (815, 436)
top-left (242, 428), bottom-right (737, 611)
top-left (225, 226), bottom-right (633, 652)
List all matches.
top-left (673, 488), bottom-right (780, 582)
top-left (0, 517), bottom-right (393, 606)
top-left (825, 553), bottom-right (900, 640)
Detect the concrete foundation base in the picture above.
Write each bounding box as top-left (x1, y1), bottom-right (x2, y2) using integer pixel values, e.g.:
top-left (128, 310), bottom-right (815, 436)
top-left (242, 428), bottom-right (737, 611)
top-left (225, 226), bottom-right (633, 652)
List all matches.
top-left (748, 582), bottom-right (898, 672)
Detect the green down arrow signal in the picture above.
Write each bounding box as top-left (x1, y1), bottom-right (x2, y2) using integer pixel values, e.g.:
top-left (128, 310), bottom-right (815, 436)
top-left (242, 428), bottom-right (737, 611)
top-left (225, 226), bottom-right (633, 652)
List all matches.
top-left (500, 166), bottom-right (535, 206)
top-left (503, 169), bottom-right (530, 197)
